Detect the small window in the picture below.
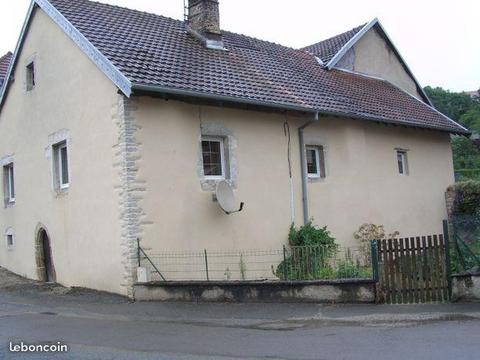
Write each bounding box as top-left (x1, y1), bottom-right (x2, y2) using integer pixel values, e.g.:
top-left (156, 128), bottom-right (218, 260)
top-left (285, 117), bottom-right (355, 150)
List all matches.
top-left (5, 229), bottom-right (15, 249)
top-left (7, 234), bottom-right (13, 247)
top-left (202, 136), bottom-right (225, 179)
top-left (53, 141), bottom-right (69, 189)
top-left (306, 146), bottom-right (326, 179)
top-left (3, 163), bottom-right (15, 203)
top-left (26, 61), bottom-right (35, 91)
top-left (397, 150), bottom-right (408, 175)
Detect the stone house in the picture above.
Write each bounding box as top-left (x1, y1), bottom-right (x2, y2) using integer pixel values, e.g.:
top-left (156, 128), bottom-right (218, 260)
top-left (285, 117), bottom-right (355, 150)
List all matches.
top-left (0, 0), bottom-right (469, 297)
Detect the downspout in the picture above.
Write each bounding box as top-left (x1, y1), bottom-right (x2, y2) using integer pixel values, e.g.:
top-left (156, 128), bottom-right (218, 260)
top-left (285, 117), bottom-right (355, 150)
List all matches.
top-left (299, 112), bottom-right (320, 225)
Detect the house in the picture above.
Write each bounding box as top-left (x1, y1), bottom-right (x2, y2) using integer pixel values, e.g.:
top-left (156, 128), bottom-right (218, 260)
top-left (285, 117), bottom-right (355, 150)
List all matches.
top-left (0, 52), bottom-right (13, 88)
top-left (0, 0), bottom-right (469, 297)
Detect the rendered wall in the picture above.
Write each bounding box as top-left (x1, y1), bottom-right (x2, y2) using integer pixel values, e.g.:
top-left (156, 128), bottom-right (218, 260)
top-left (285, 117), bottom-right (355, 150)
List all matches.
top-left (133, 98), bottom-right (454, 257)
top-left (352, 28), bottom-right (423, 100)
top-left (0, 9), bottom-right (125, 294)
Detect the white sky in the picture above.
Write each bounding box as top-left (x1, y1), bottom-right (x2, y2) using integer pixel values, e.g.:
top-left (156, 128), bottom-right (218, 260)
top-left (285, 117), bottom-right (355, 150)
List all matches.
top-left (0, 0), bottom-right (478, 92)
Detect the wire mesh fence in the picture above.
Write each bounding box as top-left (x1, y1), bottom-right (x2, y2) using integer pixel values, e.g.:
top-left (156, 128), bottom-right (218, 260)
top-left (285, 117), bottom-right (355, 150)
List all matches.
top-left (139, 244), bottom-right (373, 282)
top-left (451, 214), bottom-right (480, 274)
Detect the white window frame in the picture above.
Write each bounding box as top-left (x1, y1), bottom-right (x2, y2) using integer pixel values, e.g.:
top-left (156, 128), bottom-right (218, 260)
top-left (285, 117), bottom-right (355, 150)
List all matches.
top-left (53, 141), bottom-right (70, 189)
top-left (396, 149), bottom-right (409, 176)
top-left (306, 146), bottom-right (321, 178)
top-left (4, 163), bottom-right (15, 203)
top-left (201, 136), bottom-right (225, 180)
top-left (5, 228), bottom-right (15, 250)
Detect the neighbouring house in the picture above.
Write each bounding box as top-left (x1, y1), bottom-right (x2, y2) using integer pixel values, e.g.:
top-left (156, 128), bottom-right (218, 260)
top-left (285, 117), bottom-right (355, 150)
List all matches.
top-left (0, 0), bottom-right (469, 297)
top-left (465, 90), bottom-right (479, 99)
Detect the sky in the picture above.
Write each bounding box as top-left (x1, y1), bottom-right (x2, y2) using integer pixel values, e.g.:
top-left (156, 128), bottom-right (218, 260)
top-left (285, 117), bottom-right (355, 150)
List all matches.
top-left (0, 0), bottom-right (478, 92)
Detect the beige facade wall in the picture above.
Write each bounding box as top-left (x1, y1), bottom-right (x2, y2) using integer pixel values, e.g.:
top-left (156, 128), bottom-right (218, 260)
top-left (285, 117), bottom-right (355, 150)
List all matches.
top-left (134, 98), bottom-right (454, 255)
top-left (0, 10), bottom-right (126, 294)
top-left (352, 28), bottom-right (422, 99)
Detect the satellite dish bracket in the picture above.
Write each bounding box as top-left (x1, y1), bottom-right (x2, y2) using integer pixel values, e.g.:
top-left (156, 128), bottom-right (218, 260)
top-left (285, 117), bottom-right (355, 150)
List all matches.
top-left (224, 202), bottom-right (244, 215)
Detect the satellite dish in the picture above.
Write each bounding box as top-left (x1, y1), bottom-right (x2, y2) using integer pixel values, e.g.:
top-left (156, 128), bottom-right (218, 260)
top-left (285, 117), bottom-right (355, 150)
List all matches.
top-left (215, 180), bottom-right (244, 215)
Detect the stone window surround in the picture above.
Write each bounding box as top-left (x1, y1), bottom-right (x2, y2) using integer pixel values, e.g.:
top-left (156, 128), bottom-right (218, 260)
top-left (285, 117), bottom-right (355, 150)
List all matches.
top-left (1, 154), bottom-right (15, 208)
top-left (5, 227), bottom-right (15, 251)
top-left (46, 129), bottom-right (71, 195)
top-left (197, 123), bottom-right (238, 191)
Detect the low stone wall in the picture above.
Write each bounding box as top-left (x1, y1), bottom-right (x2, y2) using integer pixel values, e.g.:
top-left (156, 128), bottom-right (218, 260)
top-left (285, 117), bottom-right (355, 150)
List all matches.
top-left (452, 274), bottom-right (480, 302)
top-left (134, 279), bottom-right (376, 303)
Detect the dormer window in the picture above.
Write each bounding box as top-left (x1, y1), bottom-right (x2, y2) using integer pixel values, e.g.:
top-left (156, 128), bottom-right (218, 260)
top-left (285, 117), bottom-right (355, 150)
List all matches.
top-left (26, 61), bottom-right (35, 91)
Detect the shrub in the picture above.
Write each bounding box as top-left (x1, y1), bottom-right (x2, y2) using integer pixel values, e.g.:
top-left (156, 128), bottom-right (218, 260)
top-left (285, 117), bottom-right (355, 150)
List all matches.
top-left (288, 221), bottom-right (337, 249)
top-left (353, 224), bottom-right (399, 265)
top-left (336, 260), bottom-right (361, 279)
top-left (448, 181), bottom-right (480, 216)
top-left (276, 221), bottom-right (338, 280)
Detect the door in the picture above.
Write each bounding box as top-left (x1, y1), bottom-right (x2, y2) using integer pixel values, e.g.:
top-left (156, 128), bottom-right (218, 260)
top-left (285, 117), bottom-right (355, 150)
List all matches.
top-left (40, 230), bottom-right (55, 282)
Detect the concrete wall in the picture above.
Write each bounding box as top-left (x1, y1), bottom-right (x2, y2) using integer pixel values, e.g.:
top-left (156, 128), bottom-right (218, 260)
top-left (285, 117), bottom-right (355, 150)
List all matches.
top-left (134, 280), bottom-right (376, 303)
top-left (0, 9), bottom-right (126, 294)
top-left (352, 28), bottom-right (422, 100)
top-left (133, 98), bottom-right (454, 257)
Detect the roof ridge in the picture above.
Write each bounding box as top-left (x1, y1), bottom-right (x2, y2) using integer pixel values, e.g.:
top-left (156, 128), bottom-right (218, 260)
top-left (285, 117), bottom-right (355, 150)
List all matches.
top-left (82, 0), bottom-right (298, 52)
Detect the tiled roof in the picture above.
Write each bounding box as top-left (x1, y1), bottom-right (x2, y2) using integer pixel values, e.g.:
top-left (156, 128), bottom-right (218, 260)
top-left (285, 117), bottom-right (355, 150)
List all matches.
top-left (302, 24), bottom-right (365, 64)
top-left (35, 1), bottom-right (469, 134)
top-left (0, 52), bottom-right (13, 87)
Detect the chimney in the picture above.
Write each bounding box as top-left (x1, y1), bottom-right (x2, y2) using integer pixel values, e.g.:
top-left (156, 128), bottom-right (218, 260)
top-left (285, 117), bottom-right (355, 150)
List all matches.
top-left (186, 0), bottom-right (224, 50)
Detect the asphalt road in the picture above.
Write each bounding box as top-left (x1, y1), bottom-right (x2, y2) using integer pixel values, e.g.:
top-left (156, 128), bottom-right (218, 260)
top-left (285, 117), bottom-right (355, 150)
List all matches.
top-left (0, 268), bottom-right (479, 360)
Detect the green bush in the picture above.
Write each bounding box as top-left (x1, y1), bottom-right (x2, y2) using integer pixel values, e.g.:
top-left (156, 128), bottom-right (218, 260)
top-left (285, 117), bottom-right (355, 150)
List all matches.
top-left (336, 261), bottom-right (361, 279)
top-left (276, 221), bottom-right (338, 280)
top-left (288, 221), bottom-right (337, 249)
top-left (448, 181), bottom-right (480, 216)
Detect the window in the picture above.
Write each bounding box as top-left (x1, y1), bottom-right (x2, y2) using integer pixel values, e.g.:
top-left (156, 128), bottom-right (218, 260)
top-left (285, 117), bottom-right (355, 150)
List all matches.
top-left (3, 163), bottom-right (15, 203)
top-left (26, 61), bottom-right (35, 91)
top-left (397, 150), bottom-right (408, 175)
top-left (306, 146), bottom-right (326, 179)
top-left (5, 228), bottom-right (14, 249)
top-left (201, 136), bottom-right (225, 179)
top-left (53, 141), bottom-right (69, 189)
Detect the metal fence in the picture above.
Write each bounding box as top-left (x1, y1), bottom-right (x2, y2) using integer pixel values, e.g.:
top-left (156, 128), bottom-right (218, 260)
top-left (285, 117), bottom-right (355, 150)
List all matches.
top-left (450, 214), bottom-right (480, 274)
top-left (138, 244), bottom-right (374, 282)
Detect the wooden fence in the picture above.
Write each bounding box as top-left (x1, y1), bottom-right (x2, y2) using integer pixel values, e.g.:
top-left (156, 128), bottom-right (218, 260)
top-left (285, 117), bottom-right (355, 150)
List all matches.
top-left (376, 234), bottom-right (450, 304)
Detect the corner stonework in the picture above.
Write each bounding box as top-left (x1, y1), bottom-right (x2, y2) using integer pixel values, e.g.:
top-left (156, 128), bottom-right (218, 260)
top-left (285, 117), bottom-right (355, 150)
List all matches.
top-left (113, 95), bottom-right (147, 298)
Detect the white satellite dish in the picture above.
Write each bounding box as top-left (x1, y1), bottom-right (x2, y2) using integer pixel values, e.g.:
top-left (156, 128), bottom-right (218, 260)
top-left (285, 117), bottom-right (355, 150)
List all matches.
top-left (215, 180), bottom-right (244, 215)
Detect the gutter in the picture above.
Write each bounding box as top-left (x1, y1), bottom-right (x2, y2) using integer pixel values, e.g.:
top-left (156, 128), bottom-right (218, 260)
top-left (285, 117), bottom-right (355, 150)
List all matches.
top-left (131, 83), bottom-right (469, 136)
top-left (132, 83), bottom-right (316, 115)
top-left (299, 113), bottom-right (320, 225)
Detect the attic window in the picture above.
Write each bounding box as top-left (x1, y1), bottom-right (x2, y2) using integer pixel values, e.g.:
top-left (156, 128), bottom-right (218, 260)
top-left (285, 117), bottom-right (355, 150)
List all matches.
top-left (26, 61), bottom-right (35, 91)
top-left (396, 150), bottom-right (409, 175)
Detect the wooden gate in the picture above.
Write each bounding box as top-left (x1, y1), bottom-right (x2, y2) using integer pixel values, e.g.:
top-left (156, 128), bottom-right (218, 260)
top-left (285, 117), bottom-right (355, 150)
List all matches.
top-left (376, 235), bottom-right (451, 304)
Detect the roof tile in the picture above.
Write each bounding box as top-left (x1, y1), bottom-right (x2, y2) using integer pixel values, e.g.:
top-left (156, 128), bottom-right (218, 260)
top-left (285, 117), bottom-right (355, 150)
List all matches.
top-left (43, 0), bottom-right (468, 134)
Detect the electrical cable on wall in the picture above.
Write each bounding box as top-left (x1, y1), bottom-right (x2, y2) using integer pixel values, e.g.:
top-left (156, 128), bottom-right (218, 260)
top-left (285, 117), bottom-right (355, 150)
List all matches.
top-left (284, 117), bottom-right (295, 224)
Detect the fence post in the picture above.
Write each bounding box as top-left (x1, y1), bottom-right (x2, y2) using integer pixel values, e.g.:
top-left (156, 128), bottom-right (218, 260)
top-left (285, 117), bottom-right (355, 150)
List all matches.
top-left (283, 245), bottom-right (288, 281)
top-left (443, 220), bottom-right (453, 300)
top-left (204, 249), bottom-right (210, 281)
top-left (137, 238), bottom-right (141, 267)
top-left (371, 240), bottom-right (379, 282)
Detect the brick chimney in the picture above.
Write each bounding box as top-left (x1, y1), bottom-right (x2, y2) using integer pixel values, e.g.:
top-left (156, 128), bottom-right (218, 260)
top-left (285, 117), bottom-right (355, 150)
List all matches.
top-left (186, 0), bottom-right (224, 50)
